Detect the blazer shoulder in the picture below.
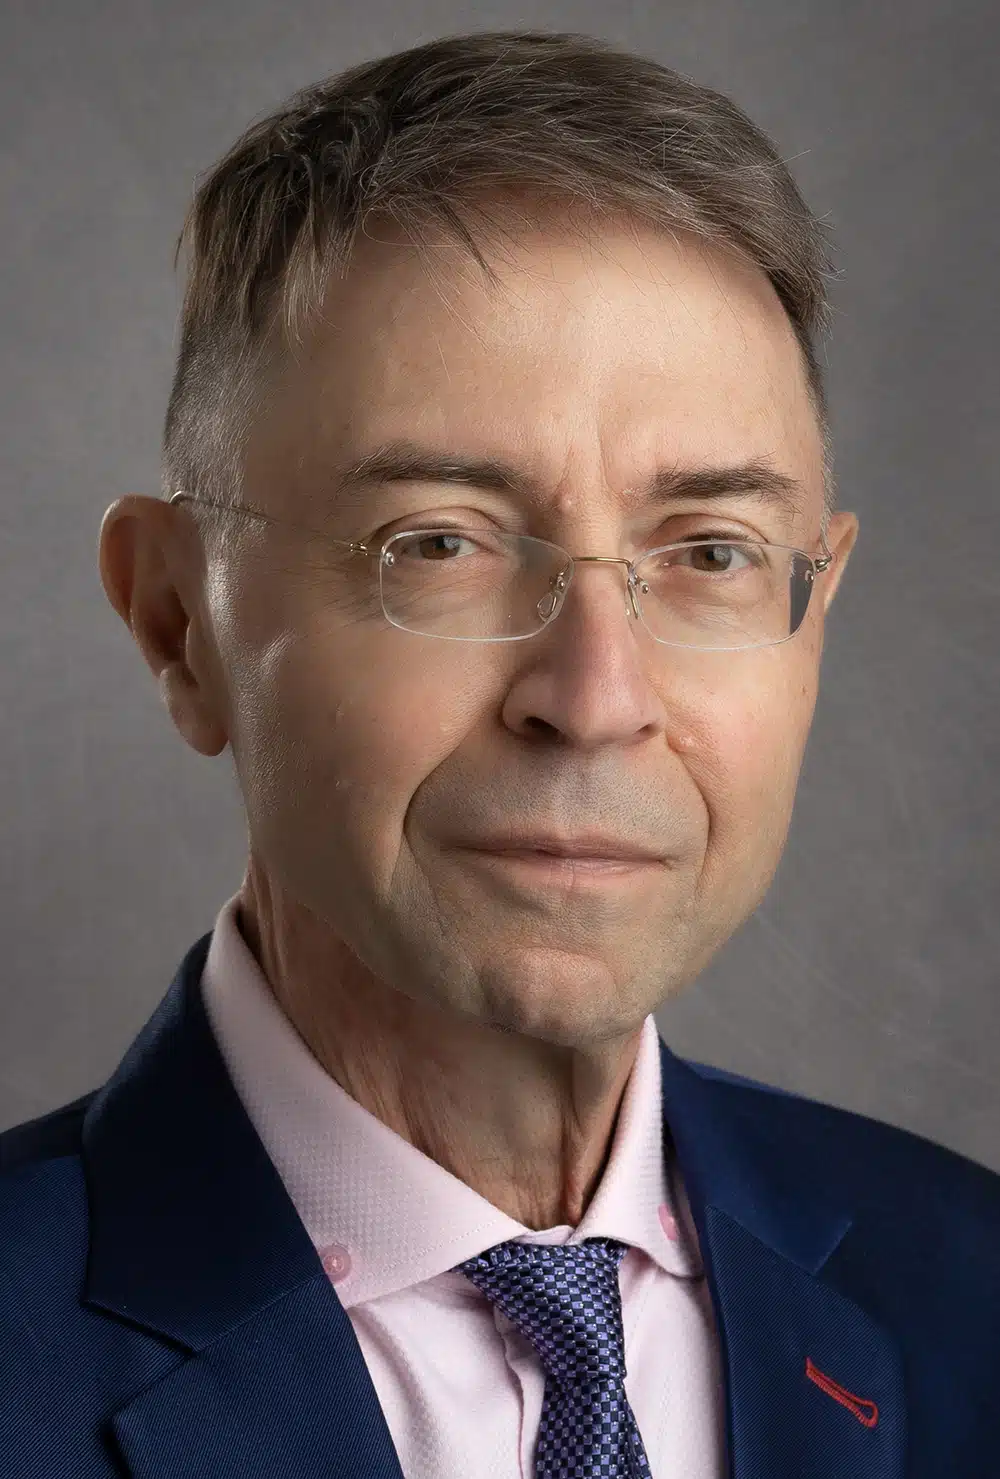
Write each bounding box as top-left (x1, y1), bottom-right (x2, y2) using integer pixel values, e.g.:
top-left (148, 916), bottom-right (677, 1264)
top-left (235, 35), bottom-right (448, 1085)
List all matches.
top-left (0, 1090), bottom-right (95, 1174)
top-left (684, 1053), bottom-right (1000, 1225)
top-left (0, 1094), bottom-right (94, 1328)
top-left (684, 1057), bottom-right (807, 1098)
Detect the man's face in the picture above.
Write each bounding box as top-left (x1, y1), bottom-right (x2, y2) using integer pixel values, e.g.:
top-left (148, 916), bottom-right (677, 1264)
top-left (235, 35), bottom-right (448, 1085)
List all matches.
top-left (190, 211), bottom-right (857, 1046)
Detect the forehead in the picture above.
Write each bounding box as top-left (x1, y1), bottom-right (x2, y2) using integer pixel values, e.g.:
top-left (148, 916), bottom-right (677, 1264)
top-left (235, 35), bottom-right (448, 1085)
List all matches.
top-left (254, 210), bottom-right (823, 512)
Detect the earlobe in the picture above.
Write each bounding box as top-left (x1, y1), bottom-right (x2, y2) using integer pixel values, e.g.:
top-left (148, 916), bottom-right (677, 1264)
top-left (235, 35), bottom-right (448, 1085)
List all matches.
top-left (160, 661), bottom-right (230, 758)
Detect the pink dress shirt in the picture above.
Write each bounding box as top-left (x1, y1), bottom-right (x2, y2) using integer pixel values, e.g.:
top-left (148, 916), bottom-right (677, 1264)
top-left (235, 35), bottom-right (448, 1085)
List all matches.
top-left (200, 891), bottom-right (726, 1478)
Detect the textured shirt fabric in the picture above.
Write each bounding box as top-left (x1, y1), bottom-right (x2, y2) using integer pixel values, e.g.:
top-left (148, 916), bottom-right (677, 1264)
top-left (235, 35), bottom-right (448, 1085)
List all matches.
top-left (200, 891), bottom-right (727, 1479)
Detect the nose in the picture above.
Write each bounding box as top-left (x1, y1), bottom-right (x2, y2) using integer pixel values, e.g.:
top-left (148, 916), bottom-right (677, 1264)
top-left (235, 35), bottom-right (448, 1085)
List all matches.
top-left (502, 553), bottom-right (667, 750)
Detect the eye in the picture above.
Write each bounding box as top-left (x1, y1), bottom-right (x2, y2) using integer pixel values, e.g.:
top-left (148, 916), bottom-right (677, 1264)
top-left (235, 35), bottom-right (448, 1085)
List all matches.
top-left (390, 529), bottom-right (487, 562)
top-left (642, 529), bottom-right (769, 572)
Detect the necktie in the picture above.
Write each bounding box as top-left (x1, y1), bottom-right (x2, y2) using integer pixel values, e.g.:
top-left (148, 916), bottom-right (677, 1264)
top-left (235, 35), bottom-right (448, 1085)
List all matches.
top-left (454, 1236), bottom-right (653, 1478)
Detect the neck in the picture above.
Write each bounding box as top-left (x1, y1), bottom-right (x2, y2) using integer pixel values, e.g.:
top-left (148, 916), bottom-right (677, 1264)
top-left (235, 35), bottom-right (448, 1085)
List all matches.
top-left (235, 870), bottom-right (642, 1230)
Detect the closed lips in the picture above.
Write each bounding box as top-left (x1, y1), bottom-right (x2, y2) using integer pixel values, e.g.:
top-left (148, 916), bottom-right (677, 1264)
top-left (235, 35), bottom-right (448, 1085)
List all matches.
top-left (469, 836), bottom-right (664, 862)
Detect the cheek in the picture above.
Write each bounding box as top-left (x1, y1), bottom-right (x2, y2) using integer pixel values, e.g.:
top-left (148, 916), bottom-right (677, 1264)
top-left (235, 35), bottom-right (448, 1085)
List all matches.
top-left (256, 636), bottom-right (487, 820)
top-left (690, 650), bottom-right (818, 825)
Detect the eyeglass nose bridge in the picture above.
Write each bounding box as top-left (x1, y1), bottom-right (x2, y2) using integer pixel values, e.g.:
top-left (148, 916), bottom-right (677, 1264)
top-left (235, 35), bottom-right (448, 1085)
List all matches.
top-left (537, 554), bottom-right (646, 625)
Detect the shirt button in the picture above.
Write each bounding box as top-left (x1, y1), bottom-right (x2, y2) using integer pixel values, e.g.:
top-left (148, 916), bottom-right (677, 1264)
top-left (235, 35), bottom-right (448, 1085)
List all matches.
top-left (658, 1203), bottom-right (679, 1241)
top-left (319, 1243), bottom-right (352, 1281)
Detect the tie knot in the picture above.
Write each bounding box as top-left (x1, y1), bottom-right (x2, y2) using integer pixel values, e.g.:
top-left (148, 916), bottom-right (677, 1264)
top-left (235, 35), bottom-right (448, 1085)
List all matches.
top-left (454, 1237), bottom-right (630, 1386)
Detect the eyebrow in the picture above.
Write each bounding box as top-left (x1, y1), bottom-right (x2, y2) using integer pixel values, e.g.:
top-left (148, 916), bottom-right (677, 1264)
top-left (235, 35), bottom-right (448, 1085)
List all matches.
top-left (336, 439), bottom-right (806, 529)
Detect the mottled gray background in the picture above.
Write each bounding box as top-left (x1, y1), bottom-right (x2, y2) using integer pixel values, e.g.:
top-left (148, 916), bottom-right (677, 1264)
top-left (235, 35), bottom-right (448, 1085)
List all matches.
top-left (1, 0), bottom-right (997, 1169)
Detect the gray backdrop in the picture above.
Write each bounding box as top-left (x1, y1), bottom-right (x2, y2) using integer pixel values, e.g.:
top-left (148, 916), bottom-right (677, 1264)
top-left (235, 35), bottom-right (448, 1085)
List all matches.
top-left (2, 1), bottom-right (997, 1170)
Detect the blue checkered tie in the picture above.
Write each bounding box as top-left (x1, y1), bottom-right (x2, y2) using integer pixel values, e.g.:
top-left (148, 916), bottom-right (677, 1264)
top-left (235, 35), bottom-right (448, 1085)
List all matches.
top-left (454, 1236), bottom-right (653, 1477)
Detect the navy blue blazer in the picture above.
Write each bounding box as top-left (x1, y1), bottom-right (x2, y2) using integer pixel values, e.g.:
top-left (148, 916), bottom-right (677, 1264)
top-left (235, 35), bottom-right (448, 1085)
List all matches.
top-left (2, 929), bottom-right (999, 1477)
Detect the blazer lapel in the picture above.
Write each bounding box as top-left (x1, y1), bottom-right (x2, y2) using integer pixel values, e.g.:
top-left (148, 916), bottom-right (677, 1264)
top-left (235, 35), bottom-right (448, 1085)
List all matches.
top-left (82, 930), bottom-right (405, 1479)
top-left (107, 1279), bottom-right (405, 1478)
top-left (658, 1041), bottom-right (907, 1478)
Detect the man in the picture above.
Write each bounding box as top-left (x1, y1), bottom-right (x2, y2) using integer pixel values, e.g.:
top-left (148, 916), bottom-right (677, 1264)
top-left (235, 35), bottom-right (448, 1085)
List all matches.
top-left (1, 28), bottom-right (997, 1479)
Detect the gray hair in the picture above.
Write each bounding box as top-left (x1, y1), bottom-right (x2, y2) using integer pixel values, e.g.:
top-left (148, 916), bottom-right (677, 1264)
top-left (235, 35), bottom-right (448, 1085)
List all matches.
top-left (162, 30), bottom-right (838, 532)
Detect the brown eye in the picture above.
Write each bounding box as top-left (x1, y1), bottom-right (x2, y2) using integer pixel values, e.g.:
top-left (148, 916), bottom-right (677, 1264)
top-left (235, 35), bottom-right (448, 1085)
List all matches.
top-left (686, 542), bottom-right (752, 573)
top-left (390, 530), bottom-right (491, 562)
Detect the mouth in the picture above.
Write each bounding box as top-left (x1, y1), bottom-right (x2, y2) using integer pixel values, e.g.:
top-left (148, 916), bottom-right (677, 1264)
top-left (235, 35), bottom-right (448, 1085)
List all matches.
top-left (462, 833), bottom-right (666, 865)
top-left (462, 847), bottom-right (665, 888)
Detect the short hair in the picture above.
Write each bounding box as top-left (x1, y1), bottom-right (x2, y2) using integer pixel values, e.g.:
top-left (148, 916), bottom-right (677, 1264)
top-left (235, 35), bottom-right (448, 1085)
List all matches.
top-left (162, 30), bottom-right (838, 531)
